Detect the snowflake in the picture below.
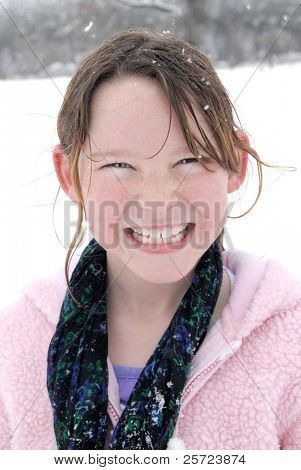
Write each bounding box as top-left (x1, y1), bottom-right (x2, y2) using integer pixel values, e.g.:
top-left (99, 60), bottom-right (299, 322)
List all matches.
top-left (203, 104), bottom-right (210, 111)
top-left (187, 57), bottom-right (193, 63)
top-left (167, 381), bottom-right (173, 388)
top-left (84, 21), bottom-right (93, 32)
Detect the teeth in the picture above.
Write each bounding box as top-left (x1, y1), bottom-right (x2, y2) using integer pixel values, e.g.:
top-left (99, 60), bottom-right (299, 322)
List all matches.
top-left (130, 223), bottom-right (189, 243)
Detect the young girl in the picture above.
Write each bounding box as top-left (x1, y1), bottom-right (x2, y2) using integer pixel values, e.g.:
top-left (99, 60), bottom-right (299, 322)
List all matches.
top-left (0, 28), bottom-right (300, 451)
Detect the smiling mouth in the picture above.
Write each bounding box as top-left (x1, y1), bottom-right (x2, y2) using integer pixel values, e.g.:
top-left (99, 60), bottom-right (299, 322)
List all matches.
top-left (124, 223), bottom-right (195, 244)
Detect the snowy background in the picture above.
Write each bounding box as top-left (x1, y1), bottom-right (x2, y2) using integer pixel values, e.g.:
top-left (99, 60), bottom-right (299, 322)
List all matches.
top-left (1, 60), bottom-right (300, 311)
top-left (1, 0), bottom-right (301, 78)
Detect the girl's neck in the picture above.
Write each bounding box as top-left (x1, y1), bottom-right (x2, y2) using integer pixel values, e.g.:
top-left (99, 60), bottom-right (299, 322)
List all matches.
top-left (106, 253), bottom-right (195, 322)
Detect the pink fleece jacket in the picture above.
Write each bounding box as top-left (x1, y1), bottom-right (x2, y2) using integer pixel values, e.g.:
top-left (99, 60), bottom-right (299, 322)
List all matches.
top-left (0, 248), bottom-right (301, 450)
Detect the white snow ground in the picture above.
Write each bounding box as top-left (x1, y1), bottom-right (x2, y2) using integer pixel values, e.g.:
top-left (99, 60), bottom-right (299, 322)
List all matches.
top-left (0, 62), bottom-right (300, 310)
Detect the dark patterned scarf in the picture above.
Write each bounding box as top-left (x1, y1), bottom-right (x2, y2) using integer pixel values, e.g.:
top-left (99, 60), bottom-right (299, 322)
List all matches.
top-left (47, 237), bottom-right (223, 450)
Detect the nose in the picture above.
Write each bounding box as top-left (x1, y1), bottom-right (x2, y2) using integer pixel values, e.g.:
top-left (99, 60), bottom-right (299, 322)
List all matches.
top-left (126, 172), bottom-right (186, 226)
top-left (134, 170), bottom-right (176, 203)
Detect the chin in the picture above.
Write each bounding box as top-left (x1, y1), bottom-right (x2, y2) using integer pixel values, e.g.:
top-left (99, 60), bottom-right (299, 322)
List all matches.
top-left (126, 257), bottom-right (194, 284)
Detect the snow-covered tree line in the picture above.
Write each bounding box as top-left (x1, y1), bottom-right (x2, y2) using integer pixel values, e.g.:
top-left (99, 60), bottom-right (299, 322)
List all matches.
top-left (0, 0), bottom-right (300, 78)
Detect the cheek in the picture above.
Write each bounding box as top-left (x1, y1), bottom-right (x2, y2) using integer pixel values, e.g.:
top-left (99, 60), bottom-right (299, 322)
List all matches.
top-left (83, 180), bottom-right (127, 247)
top-left (177, 176), bottom-right (228, 235)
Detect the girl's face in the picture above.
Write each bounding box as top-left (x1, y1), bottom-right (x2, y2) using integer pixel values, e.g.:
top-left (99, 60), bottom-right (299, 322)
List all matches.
top-left (66, 76), bottom-right (247, 283)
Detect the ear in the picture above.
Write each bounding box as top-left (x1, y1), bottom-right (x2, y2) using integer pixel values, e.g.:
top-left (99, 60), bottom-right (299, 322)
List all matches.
top-left (227, 129), bottom-right (249, 193)
top-left (53, 144), bottom-right (77, 203)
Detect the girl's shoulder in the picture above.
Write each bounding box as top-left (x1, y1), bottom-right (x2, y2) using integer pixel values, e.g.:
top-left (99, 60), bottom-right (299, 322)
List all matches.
top-left (215, 249), bottom-right (301, 367)
top-left (0, 264), bottom-right (67, 359)
top-left (0, 256), bottom-right (79, 328)
top-left (223, 248), bottom-right (301, 326)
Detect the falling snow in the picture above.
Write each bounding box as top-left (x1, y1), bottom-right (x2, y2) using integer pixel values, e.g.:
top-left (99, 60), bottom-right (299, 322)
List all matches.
top-left (167, 381), bottom-right (173, 388)
top-left (84, 21), bottom-right (93, 32)
top-left (203, 104), bottom-right (210, 111)
top-left (187, 57), bottom-right (193, 63)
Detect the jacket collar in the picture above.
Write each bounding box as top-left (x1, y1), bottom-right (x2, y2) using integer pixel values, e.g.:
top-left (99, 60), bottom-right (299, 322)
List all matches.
top-left (21, 248), bottom-right (268, 332)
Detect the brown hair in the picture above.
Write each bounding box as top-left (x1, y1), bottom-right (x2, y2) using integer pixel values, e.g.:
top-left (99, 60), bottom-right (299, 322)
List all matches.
top-left (55, 27), bottom-right (296, 309)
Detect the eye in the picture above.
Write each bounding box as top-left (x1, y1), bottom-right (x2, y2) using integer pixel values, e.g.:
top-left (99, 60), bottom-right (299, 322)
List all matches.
top-left (101, 162), bottom-right (133, 169)
top-left (176, 157), bottom-right (199, 166)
